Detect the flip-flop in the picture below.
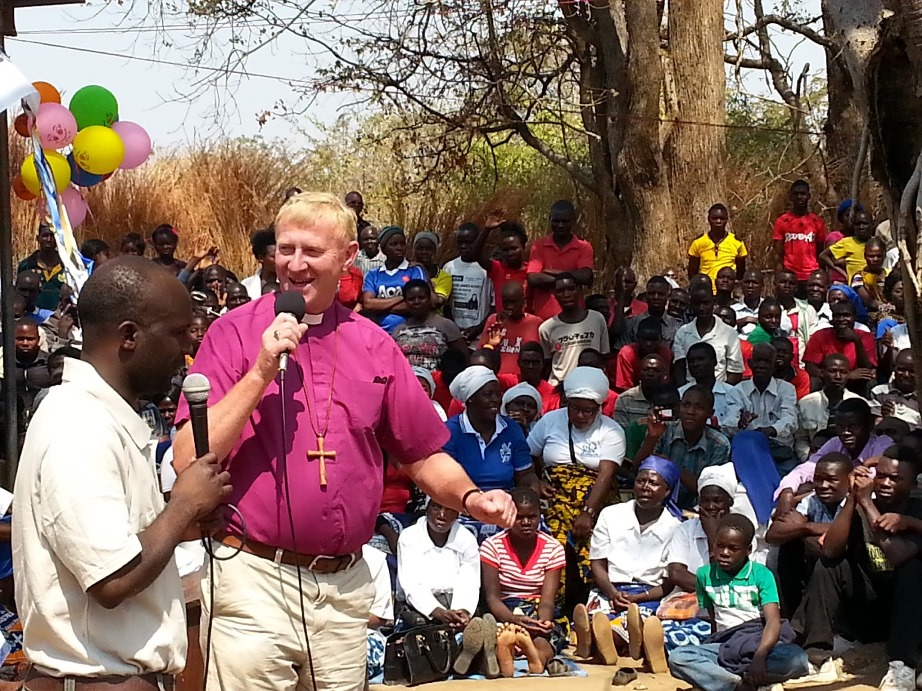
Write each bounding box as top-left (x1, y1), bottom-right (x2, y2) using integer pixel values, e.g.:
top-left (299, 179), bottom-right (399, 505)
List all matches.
top-left (453, 617), bottom-right (485, 675)
top-left (642, 615), bottom-right (668, 674)
top-left (627, 603), bottom-right (643, 660)
top-left (611, 667), bottom-right (638, 686)
top-left (480, 613), bottom-right (500, 678)
top-left (591, 611), bottom-right (619, 666)
top-left (546, 657), bottom-right (570, 677)
top-left (573, 603), bottom-right (592, 659)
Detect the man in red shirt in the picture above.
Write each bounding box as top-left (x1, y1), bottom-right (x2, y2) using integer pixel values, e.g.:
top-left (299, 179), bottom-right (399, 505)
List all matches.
top-left (772, 180), bottom-right (827, 294)
top-left (803, 301), bottom-right (876, 389)
top-left (472, 217), bottom-right (529, 313)
top-left (611, 317), bottom-right (673, 392)
top-left (526, 200), bottom-right (594, 320)
top-left (478, 281), bottom-right (542, 375)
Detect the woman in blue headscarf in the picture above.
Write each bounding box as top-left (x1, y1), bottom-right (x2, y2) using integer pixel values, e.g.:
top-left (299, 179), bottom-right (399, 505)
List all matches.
top-left (826, 283), bottom-right (869, 325)
top-left (572, 456), bottom-right (682, 672)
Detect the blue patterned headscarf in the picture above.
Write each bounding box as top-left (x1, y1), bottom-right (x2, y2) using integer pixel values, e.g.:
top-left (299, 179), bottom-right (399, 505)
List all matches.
top-left (638, 455), bottom-right (683, 520)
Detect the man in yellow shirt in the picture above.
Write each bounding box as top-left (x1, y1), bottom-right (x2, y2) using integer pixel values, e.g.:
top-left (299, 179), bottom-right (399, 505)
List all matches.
top-left (687, 203), bottom-right (748, 289)
top-left (820, 209), bottom-right (874, 282)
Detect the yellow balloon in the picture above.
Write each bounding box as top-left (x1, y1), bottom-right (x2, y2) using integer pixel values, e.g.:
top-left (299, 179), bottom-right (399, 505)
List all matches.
top-left (72, 125), bottom-right (125, 175)
top-left (20, 151), bottom-right (72, 197)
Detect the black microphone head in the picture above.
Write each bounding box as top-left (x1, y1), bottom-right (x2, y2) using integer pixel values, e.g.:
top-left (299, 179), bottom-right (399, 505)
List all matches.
top-left (182, 373), bottom-right (211, 405)
top-left (275, 291), bottom-right (306, 322)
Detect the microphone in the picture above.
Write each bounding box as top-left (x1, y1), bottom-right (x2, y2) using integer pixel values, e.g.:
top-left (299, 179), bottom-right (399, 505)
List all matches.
top-left (182, 373), bottom-right (211, 458)
top-left (274, 291), bottom-right (307, 373)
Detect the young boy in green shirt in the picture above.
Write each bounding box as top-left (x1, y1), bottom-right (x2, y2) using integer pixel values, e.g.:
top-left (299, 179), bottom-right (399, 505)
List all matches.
top-left (668, 515), bottom-right (808, 691)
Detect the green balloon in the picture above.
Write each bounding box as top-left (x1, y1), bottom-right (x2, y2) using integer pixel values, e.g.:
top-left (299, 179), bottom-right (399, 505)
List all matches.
top-left (69, 85), bottom-right (119, 130)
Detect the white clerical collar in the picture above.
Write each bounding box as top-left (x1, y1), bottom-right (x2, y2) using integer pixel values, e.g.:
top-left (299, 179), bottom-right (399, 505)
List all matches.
top-left (302, 313), bottom-right (324, 326)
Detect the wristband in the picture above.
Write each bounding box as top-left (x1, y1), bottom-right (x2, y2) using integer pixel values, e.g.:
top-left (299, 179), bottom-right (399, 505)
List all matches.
top-left (462, 488), bottom-right (483, 514)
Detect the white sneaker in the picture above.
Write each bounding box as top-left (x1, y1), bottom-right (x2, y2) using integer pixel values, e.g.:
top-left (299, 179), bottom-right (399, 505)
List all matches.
top-left (880, 661), bottom-right (916, 691)
top-left (787, 657), bottom-right (842, 685)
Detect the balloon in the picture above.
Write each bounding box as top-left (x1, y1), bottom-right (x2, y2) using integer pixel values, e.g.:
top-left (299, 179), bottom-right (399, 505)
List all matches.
top-left (12, 176), bottom-right (36, 201)
top-left (66, 153), bottom-right (104, 187)
top-left (20, 151), bottom-right (72, 196)
top-left (13, 113), bottom-right (30, 137)
top-left (68, 85), bottom-right (118, 130)
top-left (72, 126), bottom-right (125, 175)
top-left (36, 103), bottom-right (77, 150)
top-left (60, 187), bottom-right (88, 227)
top-left (32, 81), bottom-right (61, 104)
top-left (111, 121), bottom-right (152, 169)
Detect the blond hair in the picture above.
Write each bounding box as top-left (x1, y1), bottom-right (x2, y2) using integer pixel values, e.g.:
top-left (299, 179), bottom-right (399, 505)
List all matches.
top-left (274, 192), bottom-right (357, 245)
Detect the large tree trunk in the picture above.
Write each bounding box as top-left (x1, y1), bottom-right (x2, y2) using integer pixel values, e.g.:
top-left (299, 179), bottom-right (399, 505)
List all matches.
top-left (664, 0), bottom-right (726, 252)
top-left (822, 0), bottom-right (866, 198)
top-left (613, 0), bottom-right (678, 275)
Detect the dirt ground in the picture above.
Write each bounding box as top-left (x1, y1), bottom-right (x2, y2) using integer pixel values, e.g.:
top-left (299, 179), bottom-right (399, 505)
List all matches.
top-left (373, 644), bottom-right (889, 691)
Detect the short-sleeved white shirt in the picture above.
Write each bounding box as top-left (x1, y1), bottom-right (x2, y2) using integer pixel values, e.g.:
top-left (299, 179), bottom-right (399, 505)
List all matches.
top-left (673, 319), bottom-right (744, 382)
top-left (13, 359), bottom-right (186, 676)
top-left (589, 500), bottom-right (680, 586)
top-left (526, 408), bottom-right (625, 470)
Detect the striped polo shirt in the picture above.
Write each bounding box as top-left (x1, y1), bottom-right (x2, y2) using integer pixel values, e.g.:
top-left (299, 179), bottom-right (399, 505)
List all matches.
top-left (480, 530), bottom-right (565, 599)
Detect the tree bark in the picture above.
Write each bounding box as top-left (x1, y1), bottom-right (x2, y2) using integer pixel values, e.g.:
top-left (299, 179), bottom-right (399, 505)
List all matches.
top-left (664, 0), bottom-right (727, 251)
top-left (612, 0), bottom-right (678, 275)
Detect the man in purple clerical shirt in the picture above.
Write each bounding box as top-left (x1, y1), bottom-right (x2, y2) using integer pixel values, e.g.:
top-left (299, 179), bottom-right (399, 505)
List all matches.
top-left (173, 192), bottom-right (515, 691)
top-left (776, 398), bottom-right (893, 500)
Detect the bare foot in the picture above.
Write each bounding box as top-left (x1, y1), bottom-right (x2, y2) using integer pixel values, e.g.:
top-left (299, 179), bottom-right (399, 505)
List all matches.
top-left (642, 615), bottom-right (668, 674)
top-left (573, 603), bottom-right (591, 659)
top-left (627, 603), bottom-right (643, 660)
top-left (515, 631), bottom-right (544, 675)
top-left (591, 611), bottom-right (619, 666)
top-left (496, 627), bottom-right (518, 678)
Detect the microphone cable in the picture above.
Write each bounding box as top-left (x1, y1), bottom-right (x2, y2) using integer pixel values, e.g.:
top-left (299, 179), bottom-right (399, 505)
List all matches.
top-left (278, 364), bottom-right (321, 691)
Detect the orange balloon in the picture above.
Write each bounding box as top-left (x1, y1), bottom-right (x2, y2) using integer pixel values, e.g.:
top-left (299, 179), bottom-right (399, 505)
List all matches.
top-left (13, 113), bottom-right (30, 137)
top-left (12, 176), bottom-right (36, 201)
top-left (32, 81), bottom-right (61, 104)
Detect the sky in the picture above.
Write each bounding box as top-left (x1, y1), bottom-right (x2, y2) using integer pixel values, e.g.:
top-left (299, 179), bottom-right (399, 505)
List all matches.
top-left (3, 0), bottom-right (827, 150)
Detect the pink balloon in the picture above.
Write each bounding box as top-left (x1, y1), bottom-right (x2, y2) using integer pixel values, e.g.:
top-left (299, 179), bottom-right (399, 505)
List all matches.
top-left (61, 187), bottom-right (88, 227)
top-left (111, 121), bottom-right (152, 169)
top-left (36, 103), bottom-right (77, 150)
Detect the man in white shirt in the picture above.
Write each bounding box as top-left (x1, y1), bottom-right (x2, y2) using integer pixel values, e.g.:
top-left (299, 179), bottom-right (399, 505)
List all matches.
top-left (725, 343), bottom-right (798, 472)
top-left (796, 353), bottom-right (866, 461)
top-left (679, 342), bottom-right (735, 427)
top-left (444, 224), bottom-right (494, 341)
top-left (240, 228), bottom-right (277, 300)
top-left (673, 285), bottom-right (744, 386)
top-left (13, 257), bottom-right (231, 687)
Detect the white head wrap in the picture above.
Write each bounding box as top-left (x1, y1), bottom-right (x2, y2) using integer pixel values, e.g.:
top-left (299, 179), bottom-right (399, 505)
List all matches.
top-left (412, 366), bottom-right (436, 400)
top-left (563, 366), bottom-right (610, 404)
top-left (500, 382), bottom-right (543, 416)
top-left (449, 365), bottom-right (498, 403)
top-left (697, 464), bottom-right (738, 499)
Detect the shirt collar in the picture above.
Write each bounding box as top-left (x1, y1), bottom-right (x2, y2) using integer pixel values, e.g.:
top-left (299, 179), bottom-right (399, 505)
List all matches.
top-left (674, 423), bottom-right (709, 452)
top-left (882, 386), bottom-right (916, 400)
top-left (628, 500), bottom-right (676, 539)
top-left (62, 358), bottom-right (152, 449)
top-left (382, 259), bottom-right (410, 275)
top-left (539, 234), bottom-right (582, 252)
top-left (459, 410), bottom-right (507, 445)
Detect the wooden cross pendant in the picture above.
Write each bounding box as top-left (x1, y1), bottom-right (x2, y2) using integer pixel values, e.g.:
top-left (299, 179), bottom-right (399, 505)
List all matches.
top-left (307, 435), bottom-right (336, 487)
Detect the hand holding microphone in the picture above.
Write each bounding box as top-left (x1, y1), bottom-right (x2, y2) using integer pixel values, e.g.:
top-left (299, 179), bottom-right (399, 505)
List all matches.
top-left (254, 292), bottom-right (308, 383)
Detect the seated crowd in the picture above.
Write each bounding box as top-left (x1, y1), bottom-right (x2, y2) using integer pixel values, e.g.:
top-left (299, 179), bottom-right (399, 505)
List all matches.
top-left (5, 182), bottom-right (922, 691)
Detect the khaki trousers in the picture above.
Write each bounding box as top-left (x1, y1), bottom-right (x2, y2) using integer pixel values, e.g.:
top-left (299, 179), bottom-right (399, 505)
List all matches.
top-left (200, 543), bottom-right (374, 691)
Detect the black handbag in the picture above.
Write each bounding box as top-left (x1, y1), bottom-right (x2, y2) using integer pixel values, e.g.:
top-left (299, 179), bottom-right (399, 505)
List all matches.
top-left (383, 624), bottom-right (459, 686)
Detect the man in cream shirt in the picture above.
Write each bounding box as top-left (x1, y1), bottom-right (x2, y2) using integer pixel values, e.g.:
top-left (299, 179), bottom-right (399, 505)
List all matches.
top-left (13, 257), bottom-right (230, 689)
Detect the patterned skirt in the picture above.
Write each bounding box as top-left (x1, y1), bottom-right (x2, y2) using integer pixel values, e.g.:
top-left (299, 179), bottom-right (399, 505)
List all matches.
top-left (587, 585), bottom-right (711, 651)
top-left (543, 464), bottom-right (619, 591)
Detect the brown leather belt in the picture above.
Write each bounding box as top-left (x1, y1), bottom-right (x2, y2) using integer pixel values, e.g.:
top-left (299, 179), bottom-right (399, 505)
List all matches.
top-left (216, 533), bottom-right (361, 574)
top-left (23, 672), bottom-right (174, 691)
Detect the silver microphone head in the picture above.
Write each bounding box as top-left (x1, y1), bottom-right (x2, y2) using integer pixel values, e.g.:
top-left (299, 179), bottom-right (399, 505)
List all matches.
top-left (181, 373), bottom-right (211, 405)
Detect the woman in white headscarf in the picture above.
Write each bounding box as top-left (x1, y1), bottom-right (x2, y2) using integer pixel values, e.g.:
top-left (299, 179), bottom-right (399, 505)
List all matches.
top-left (413, 365), bottom-right (448, 421)
top-left (501, 382), bottom-right (543, 434)
top-left (444, 366), bottom-right (539, 543)
top-left (526, 366), bottom-right (626, 600)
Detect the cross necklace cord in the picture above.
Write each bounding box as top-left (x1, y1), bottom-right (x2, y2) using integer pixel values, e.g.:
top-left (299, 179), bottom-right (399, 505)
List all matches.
top-left (294, 313), bottom-right (340, 488)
